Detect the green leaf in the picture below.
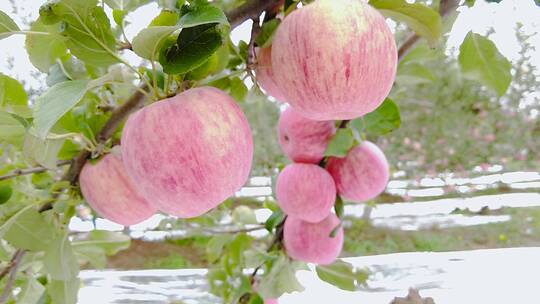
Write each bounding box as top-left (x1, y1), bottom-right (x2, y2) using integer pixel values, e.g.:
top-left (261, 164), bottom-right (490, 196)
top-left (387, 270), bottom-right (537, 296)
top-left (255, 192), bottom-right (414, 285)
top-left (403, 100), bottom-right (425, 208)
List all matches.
top-left (206, 234), bottom-right (233, 263)
top-left (33, 80), bottom-right (89, 139)
top-left (229, 77), bottom-right (248, 102)
top-left (2, 206), bottom-right (55, 251)
top-left (0, 111), bottom-right (26, 146)
top-left (132, 26), bottom-right (178, 60)
top-left (351, 98), bottom-right (400, 136)
top-left (18, 277), bottom-right (46, 304)
top-left (316, 260), bottom-right (356, 291)
top-left (46, 0), bottom-right (118, 67)
top-left (25, 18), bottom-right (68, 73)
top-left (265, 209), bottom-right (284, 232)
top-left (150, 10), bottom-right (179, 26)
top-left (160, 23), bottom-right (224, 74)
top-left (0, 10), bottom-right (20, 40)
top-left (0, 74), bottom-right (31, 118)
top-left (324, 128), bottom-right (355, 157)
top-left (255, 19), bottom-right (280, 48)
top-left (178, 5), bottom-right (229, 28)
top-left (48, 279), bottom-right (80, 304)
top-left (72, 230), bottom-right (130, 255)
top-left (73, 245), bottom-right (107, 269)
top-left (23, 131), bottom-right (66, 169)
top-left (458, 31), bottom-right (512, 96)
top-left (104, 0), bottom-right (152, 12)
top-left (44, 233), bottom-right (80, 280)
top-left (465, 0), bottom-right (476, 7)
top-left (258, 255), bottom-right (307, 299)
top-left (369, 0), bottom-right (442, 47)
top-left (0, 184), bottom-right (12, 205)
top-left (396, 63), bottom-right (435, 84)
top-left (334, 196), bottom-right (344, 219)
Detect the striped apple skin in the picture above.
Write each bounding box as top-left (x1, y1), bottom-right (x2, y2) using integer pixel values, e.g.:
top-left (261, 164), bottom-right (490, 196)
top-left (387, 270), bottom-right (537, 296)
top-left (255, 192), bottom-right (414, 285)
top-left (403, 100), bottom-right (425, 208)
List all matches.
top-left (255, 46), bottom-right (287, 102)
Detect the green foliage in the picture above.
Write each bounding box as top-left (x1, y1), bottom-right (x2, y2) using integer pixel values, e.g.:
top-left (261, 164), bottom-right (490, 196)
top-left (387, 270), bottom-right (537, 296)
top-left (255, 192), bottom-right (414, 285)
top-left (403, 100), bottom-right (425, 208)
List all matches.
top-left (25, 18), bottom-right (69, 73)
top-left (324, 128), bottom-right (355, 157)
top-left (1, 206), bottom-right (55, 251)
top-left (40, 0), bottom-right (118, 67)
top-left (48, 278), bottom-right (81, 304)
top-left (351, 98), bottom-right (401, 137)
top-left (458, 31), bottom-right (512, 96)
top-left (18, 278), bottom-right (46, 304)
top-left (0, 111), bottom-right (26, 146)
top-left (257, 254), bottom-right (307, 299)
top-left (33, 80), bottom-right (90, 139)
top-left (255, 19), bottom-right (280, 48)
top-left (315, 259), bottom-right (368, 291)
top-left (0, 74), bottom-right (31, 118)
top-left (0, 10), bottom-right (20, 40)
top-left (370, 0), bottom-right (442, 47)
top-left (44, 233), bottom-right (80, 280)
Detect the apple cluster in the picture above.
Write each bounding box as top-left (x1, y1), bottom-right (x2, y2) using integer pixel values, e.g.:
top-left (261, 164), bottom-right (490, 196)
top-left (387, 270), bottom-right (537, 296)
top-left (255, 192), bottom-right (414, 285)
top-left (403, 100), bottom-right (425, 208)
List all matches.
top-left (256, 0), bottom-right (396, 267)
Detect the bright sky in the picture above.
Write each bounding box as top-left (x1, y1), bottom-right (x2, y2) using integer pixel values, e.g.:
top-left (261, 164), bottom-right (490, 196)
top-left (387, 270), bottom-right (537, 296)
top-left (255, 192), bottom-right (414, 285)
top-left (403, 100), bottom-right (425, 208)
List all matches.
top-left (0, 0), bottom-right (539, 95)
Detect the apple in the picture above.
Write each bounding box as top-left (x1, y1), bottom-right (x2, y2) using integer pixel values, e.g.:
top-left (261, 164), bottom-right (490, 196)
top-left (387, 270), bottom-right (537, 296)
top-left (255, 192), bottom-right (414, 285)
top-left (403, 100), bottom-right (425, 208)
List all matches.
top-left (278, 107), bottom-right (336, 163)
top-left (283, 213), bottom-right (343, 265)
top-left (326, 141), bottom-right (389, 202)
top-left (79, 152), bottom-right (155, 226)
top-left (276, 163), bottom-right (336, 223)
top-left (265, 299), bottom-right (278, 304)
top-left (255, 46), bottom-right (287, 102)
top-left (121, 87), bottom-right (253, 218)
top-left (272, 0), bottom-right (397, 120)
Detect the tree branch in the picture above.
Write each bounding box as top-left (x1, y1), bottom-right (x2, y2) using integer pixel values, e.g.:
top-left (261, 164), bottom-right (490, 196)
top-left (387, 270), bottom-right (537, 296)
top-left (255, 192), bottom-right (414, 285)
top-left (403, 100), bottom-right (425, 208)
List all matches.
top-left (0, 249), bottom-right (25, 304)
top-left (226, 0), bottom-right (283, 29)
top-left (0, 160), bottom-right (71, 181)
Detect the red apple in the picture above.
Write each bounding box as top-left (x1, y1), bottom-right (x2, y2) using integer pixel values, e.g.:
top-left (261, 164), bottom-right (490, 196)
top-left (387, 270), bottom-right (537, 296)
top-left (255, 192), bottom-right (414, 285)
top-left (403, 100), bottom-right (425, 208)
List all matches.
top-left (326, 141), bottom-right (389, 202)
top-left (278, 107), bottom-right (336, 164)
top-left (276, 163), bottom-right (336, 223)
top-left (272, 0), bottom-right (397, 120)
top-left (283, 213), bottom-right (343, 265)
top-left (121, 87), bottom-right (253, 218)
top-left (255, 46), bottom-right (287, 102)
top-left (79, 152), bottom-right (156, 226)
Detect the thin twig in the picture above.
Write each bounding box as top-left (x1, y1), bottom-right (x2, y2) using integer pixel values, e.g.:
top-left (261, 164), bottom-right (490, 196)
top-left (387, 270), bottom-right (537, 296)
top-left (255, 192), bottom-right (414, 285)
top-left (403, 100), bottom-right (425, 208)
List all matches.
top-left (250, 215), bottom-right (287, 280)
top-left (247, 16), bottom-right (261, 81)
top-left (0, 160), bottom-right (72, 181)
top-left (0, 249), bottom-right (26, 304)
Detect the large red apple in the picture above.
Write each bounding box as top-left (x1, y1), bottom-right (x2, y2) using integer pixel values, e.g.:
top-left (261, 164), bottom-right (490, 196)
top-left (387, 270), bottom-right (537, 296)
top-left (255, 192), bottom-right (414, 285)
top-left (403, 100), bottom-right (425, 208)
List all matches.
top-left (276, 163), bottom-right (336, 223)
top-left (121, 87), bottom-right (253, 218)
top-left (283, 213), bottom-right (344, 265)
top-left (272, 0), bottom-right (397, 120)
top-left (79, 152), bottom-right (156, 226)
top-left (255, 46), bottom-right (287, 102)
top-left (326, 141), bottom-right (389, 202)
top-left (278, 107), bottom-right (336, 163)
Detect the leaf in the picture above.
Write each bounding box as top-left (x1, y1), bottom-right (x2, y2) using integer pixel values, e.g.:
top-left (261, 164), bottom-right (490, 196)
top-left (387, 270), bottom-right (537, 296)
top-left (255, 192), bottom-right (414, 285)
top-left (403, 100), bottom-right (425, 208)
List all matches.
top-left (229, 77), bottom-right (248, 102)
top-left (265, 209), bottom-right (284, 232)
top-left (18, 277), bottom-right (46, 304)
top-left (396, 63), bottom-right (435, 85)
top-left (178, 5), bottom-right (229, 28)
top-left (150, 10), bottom-right (179, 26)
top-left (73, 245), bottom-right (107, 269)
top-left (324, 128), bottom-right (355, 157)
top-left (0, 10), bottom-right (20, 40)
top-left (458, 31), bottom-right (512, 96)
top-left (0, 184), bottom-right (12, 205)
top-left (206, 234), bottom-right (233, 263)
top-left (255, 19), bottom-right (280, 48)
top-left (351, 98), bottom-right (400, 136)
top-left (25, 18), bottom-right (68, 73)
top-left (2, 205), bottom-right (55, 251)
top-left (159, 23), bottom-right (224, 74)
top-left (0, 111), bottom-right (26, 146)
top-left (0, 74), bottom-right (31, 118)
top-left (72, 230), bottom-right (130, 255)
top-left (369, 0), bottom-right (442, 47)
top-left (23, 131), bottom-right (66, 169)
top-left (257, 255), bottom-right (307, 299)
top-left (44, 233), bottom-right (80, 280)
top-left (316, 260), bottom-right (356, 291)
top-left (45, 0), bottom-right (118, 67)
top-left (232, 206), bottom-right (258, 225)
top-left (48, 279), bottom-right (80, 304)
top-left (334, 196), bottom-right (344, 219)
top-left (33, 80), bottom-right (89, 139)
top-left (104, 0), bottom-right (151, 12)
top-left (132, 26), bottom-right (179, 60)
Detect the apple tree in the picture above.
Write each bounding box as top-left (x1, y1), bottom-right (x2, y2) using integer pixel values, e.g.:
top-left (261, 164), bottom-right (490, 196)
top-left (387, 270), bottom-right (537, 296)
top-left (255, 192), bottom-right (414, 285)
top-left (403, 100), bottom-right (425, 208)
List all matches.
top-left (0, 0), bottom-right (513, 303)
